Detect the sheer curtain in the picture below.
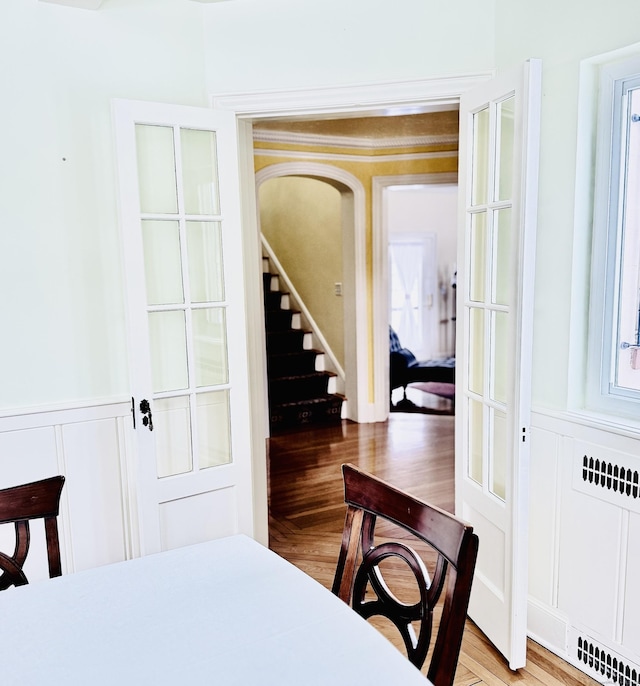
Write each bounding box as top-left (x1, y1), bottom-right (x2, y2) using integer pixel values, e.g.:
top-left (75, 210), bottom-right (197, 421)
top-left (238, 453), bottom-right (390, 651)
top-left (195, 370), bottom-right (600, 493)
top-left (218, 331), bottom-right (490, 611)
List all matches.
top-left (389, 241), bottom-right (423, 355)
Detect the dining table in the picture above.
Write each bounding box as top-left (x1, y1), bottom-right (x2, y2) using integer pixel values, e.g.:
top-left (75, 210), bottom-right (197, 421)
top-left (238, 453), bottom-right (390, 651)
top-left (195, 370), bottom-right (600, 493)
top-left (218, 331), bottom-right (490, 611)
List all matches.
top-left (0, 533), bottom-right (431, 684)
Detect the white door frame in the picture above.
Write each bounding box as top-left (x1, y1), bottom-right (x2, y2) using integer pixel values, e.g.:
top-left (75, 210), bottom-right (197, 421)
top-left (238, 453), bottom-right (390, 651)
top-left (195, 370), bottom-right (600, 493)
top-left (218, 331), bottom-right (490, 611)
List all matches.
top-left (211, 73), bottom-right (492, 538)
top-left (372, 172), bottom-right (458, 420)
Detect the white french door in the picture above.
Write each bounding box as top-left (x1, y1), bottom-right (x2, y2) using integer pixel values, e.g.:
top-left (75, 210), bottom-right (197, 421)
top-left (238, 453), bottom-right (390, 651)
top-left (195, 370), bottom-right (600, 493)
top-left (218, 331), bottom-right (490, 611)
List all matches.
top-left (113, 100), bottom-right (255, 555)
top-left (455, 59), bottom-right (542, 668)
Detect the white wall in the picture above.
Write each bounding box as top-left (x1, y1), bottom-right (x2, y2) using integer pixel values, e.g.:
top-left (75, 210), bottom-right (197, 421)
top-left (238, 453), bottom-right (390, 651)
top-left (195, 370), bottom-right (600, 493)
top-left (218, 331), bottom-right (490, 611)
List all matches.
top-left (201, 0), bottom-right (496, 94)
top-left (493, 0), bottom-right (640, 410)
top-left (0, 0), bottom-right (208, 411)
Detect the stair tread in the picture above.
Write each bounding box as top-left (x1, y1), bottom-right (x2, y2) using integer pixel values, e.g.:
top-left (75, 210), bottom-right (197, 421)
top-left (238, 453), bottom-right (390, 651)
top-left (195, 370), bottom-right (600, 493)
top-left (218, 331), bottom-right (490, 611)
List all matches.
top-left (272, 394), bottom-right (345, 409)
top-left (269, 371), bottom-right (335, 382)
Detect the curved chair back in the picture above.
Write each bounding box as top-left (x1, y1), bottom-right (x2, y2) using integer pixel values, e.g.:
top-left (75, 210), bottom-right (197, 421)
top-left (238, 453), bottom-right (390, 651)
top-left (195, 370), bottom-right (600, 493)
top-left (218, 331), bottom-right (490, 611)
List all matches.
top-left (332, 464), bottom-right (478, 686)
top-left (0, 476), bottom-right (66, 589)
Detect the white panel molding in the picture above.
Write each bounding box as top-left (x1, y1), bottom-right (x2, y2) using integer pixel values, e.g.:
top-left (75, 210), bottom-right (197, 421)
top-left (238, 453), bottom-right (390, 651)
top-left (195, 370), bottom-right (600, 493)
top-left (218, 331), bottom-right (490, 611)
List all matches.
top-left (0, 397), bottom-right (131, 432)
top-left (527, 597), bottom-right (569, 657)
top-left (0, 399), bottom-right (136, 573)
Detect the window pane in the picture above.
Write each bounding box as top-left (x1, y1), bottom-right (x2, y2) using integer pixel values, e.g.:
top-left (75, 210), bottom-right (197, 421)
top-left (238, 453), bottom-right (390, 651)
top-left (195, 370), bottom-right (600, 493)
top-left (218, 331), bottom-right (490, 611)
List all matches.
top-left (192, 308), bottom-right (228, 387)
top-left (491, 311), bottom-right (509, 404)
top-left (187, 221), bottom-right (224, 303)
top-left (468, 307), bottom-right (485, 395)
top-left (469, 398), bottom-right (484, 485)
top-left (142, 221), bottom-right (184, 305)
top-left (135, 125), bottom-right (178, 214)
top-left (614, 86), bottom-right (640, 393)
top-left (469, 212), bottom-right (487, 302)
top-left (154, 396), bottom-right (192, 478)
top-left (490, 408), bottom-right (507, 500)
top-left (496, 96), bottom-right (515, 201)
top-left (472, 108), bottom-right (490, 206)
top-left (493, 208), bottom-right (512, 306)
top-left (181, 129), bottom-right (220, 216)
top-left (148, 310), bottom-right (188, 392)
top-left (197, 391), bottom-right (231, 468)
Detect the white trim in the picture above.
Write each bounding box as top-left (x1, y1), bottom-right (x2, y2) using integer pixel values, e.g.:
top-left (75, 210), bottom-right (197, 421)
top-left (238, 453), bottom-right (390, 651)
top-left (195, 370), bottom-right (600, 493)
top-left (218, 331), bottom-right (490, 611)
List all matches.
top-left (253, 129), bottom-right (458, 150)
top-left (215, 71), bottom-right (493, 430)
top-left (0, 397), bottom-right (131, 431)
top-left (255, 161), bottom-right (368, 422)
top-left (372, 173), bottom-right (458, 421)
top-left (212, 73), bottom-right (493, 119)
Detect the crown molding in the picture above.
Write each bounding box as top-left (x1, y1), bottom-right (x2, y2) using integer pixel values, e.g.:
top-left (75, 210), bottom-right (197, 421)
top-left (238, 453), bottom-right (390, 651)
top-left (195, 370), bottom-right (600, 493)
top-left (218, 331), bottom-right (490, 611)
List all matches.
top-left (252, 129), bottom-right (458, 151)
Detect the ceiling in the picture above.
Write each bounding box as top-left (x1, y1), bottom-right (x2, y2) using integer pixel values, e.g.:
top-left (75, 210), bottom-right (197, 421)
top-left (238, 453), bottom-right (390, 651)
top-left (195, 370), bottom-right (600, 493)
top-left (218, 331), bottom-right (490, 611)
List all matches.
top-left (252, 110), bottom-right (459, 141)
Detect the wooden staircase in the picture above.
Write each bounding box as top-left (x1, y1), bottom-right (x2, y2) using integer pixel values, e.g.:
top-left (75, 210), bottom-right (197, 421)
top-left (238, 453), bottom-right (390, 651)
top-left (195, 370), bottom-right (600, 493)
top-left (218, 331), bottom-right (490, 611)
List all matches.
top-left (263, 260), bottom-right (344, 433)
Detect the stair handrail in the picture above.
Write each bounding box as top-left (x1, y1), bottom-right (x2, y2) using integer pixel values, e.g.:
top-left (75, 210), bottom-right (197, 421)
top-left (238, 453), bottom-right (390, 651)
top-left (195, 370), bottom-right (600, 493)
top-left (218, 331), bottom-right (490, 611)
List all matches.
top-left (261, 235), bottom-right (346, 383)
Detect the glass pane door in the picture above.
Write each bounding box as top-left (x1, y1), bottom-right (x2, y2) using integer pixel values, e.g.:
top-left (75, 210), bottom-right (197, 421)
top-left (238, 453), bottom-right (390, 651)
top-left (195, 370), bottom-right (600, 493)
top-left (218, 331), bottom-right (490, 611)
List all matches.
top-left (136, 124), bottom-right (231, 480)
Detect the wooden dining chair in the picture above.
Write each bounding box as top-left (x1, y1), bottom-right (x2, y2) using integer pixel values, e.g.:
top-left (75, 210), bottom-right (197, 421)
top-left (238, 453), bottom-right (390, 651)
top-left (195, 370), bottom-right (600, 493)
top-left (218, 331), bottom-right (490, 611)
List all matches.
top-left (332, 464), bottom-right (478, 686)
top-left (0, 476), bottom-right (66, 590)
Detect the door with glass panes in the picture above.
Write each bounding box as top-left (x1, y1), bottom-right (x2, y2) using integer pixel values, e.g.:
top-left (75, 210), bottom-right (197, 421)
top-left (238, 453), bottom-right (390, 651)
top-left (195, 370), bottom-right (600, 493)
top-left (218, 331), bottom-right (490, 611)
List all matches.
top-left (456, 59), bottom-right (541, 669)
top-left (114, 99), bottom-right (254, 555)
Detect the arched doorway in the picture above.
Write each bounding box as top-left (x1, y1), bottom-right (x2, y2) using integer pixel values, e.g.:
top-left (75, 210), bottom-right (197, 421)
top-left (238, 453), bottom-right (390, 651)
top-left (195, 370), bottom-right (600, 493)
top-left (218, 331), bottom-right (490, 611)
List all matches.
top-left (255, 163), bottom-right (369, 424)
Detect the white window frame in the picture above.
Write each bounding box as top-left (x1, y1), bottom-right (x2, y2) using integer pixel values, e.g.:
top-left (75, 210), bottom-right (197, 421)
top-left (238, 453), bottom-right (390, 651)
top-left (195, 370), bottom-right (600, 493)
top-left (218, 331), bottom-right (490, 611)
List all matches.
top-left (586, 53), bottom-right (640, 419)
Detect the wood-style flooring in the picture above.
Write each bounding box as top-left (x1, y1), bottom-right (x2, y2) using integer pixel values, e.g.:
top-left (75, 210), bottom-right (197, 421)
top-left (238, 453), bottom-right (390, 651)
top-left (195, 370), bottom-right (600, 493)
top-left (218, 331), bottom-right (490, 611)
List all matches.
top-left (267, 413), bottom-right (600, 686)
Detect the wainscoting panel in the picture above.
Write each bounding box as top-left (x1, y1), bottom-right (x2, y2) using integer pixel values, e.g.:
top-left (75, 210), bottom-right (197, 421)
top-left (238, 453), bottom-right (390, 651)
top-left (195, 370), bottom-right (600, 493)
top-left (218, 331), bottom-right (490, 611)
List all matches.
top-left (60, 417), bottom-right (130, 572)
top-left (530, 410), bottom-right (640, 677)
top-left (625, 513), bottom-right (640, 651)
top-left (0, 400), bottom-right (134, 580)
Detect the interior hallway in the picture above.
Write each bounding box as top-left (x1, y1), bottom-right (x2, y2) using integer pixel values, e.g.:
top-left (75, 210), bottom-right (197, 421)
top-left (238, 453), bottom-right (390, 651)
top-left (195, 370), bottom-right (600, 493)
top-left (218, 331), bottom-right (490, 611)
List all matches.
top-left (267, 413), bottom-right (598, 686)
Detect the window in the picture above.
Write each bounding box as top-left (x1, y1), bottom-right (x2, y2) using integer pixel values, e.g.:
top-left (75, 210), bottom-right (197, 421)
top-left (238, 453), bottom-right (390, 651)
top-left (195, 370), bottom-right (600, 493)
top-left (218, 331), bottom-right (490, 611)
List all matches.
top-left (588, 54), bottom-right (640, 417)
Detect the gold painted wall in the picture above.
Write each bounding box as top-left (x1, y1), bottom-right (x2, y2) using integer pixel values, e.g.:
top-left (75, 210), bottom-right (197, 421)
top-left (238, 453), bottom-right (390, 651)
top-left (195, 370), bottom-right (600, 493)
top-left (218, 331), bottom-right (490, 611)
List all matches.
top-left (260, 176), bottom-right (344, 365)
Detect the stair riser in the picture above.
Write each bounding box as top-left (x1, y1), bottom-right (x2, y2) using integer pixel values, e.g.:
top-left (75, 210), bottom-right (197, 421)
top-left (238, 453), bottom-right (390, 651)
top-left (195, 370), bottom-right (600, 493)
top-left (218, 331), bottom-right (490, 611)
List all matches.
top-left (268, 353), bottom-right (319, 377)
top-left (270, 398), bottom-right (343, 429)
top-left (269, 375), bottom-right (332, 402)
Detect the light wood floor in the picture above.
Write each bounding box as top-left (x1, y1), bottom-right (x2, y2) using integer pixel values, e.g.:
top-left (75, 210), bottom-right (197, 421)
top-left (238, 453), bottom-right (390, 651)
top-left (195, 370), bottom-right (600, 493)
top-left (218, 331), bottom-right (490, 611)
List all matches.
top-left (267, 413), bottom-right (600, 686)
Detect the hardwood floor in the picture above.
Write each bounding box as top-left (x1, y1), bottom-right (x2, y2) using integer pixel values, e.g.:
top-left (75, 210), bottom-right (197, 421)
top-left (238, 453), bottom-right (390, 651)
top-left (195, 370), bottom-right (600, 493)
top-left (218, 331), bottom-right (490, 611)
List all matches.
top-left (267, 413), bottom-right (600, 686)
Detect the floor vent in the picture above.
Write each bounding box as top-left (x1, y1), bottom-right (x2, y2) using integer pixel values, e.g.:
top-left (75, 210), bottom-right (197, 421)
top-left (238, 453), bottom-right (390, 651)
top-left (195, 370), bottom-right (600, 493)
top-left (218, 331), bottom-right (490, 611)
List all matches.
top-left (577, 636), bottom-right (639, 686)
top-left (582, 455), bottom-right (640, 499)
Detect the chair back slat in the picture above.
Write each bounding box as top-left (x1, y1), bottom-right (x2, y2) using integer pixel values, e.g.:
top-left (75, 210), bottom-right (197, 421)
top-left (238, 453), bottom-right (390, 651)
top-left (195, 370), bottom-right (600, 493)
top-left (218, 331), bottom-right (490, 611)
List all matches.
top-left (0, 476), bottom-right (65, 589)
top-left (333, 464), bottom-right (478, 686)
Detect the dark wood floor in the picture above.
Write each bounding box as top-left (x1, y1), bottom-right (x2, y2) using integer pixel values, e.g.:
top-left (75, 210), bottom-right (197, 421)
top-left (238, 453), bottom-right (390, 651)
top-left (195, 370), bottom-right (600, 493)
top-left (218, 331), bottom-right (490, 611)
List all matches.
top-left (267, 413), bottom-right (600, 686)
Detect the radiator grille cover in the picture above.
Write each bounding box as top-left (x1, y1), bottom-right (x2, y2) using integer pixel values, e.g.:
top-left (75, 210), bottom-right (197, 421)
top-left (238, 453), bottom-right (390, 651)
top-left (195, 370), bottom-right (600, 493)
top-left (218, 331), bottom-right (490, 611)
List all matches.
top-left (577, 635), bottom-right (639, 686)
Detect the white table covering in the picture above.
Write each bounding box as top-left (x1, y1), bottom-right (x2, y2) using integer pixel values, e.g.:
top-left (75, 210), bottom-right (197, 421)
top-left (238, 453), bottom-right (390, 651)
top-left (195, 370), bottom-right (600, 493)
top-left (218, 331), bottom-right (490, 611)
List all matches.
top-left (0, 534), bottom-right (429, 684)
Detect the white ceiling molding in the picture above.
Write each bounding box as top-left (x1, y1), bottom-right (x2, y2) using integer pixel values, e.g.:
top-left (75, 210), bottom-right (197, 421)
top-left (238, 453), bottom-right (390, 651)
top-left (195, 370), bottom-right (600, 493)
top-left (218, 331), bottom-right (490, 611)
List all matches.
top-left (253, 129), bottom-right (458, 151)
top-left (211, 73), bottom-right (494, 119)
top-left (39, 0), bottom-right (103, 8)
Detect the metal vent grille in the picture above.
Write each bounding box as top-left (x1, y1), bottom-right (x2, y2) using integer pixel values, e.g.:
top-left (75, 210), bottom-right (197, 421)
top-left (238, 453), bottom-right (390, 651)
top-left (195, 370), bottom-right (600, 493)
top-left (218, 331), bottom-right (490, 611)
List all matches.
top-left (577, 636), bottom-right (639, 686)
top-left (582, 455), bottom-right (640, 499)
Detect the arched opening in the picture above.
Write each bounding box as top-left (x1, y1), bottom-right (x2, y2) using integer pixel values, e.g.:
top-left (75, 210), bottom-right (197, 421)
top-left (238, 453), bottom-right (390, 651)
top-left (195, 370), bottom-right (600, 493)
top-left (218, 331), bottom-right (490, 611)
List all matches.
top-left (256, 163), bottom-right (368, 426)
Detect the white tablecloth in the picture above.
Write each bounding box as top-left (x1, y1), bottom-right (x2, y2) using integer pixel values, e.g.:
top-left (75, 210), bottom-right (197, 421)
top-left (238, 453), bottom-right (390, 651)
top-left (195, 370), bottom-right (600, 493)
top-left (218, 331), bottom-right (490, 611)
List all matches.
top-left (0, 534), bottom-right (429, 684)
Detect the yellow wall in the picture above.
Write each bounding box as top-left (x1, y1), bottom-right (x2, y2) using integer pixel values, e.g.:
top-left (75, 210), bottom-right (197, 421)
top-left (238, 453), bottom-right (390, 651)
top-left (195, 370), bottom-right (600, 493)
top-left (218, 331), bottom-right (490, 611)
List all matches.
top-left (260, 177), bottom-right (344, 365)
